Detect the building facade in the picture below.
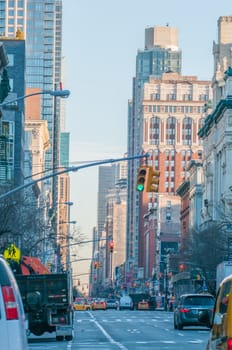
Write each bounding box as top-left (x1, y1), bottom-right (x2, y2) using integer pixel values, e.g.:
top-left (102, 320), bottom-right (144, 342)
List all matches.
top-left (127, 24), bottom-right (214, 290)
top-left (127, 25), bottom-right (182, 283)
top-left (199, 16), bottom-right (232, 230)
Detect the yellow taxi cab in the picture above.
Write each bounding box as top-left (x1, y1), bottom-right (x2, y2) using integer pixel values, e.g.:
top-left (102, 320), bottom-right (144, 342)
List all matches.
top-left (92, 298), bottom-right (107, 310)
top-left (73, 298), bottom-right (92, 311)
top-left (138, 299), bottom-right (149, 310)
top-left (201, 274), bottom-right (232, 350)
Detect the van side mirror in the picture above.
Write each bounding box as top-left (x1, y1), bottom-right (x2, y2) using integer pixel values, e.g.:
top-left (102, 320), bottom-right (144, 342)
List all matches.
top-left (214, 312), bottom-right (223, 326)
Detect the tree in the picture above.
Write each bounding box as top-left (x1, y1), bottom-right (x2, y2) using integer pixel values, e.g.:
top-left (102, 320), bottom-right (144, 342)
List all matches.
top-left (178, 223), bottom-right (228, 294)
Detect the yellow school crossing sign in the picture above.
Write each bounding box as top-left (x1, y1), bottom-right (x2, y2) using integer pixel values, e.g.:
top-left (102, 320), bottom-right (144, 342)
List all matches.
top-left (4, 244), bottom-right (21, 262)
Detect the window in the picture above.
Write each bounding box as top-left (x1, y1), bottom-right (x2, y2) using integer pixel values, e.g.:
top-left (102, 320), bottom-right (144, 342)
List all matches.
top-left (7, 54), bottom-right (14, 66)
top-left (151, 93), bottom-right (160, 100)
top-left (166, 212), bottom-right (171, 221)
top-left (182, 117), bottom-right (192, 145)
top-left (149, 116), bottom-right (160, 145)
top-left (0, 121), bottom-right (14, 181)
top-left (199, 118), bottom-right (205, 130)
top-left (167, 94), bottom-right (176, 101)
top-left (219, 281), bottom-right (232, 314)
top-left (183, 94), bottom-right (192, 101)
top-left (166, 117), bottom-right (176, 145)
top-left (154, 149), bottom-right (159, 156)
top-left (9, 78), bottom-right (13, 91)
top-left (198, 150), bottom-right (203, 159)
top-left (199, 94), bottom-right (208, 101)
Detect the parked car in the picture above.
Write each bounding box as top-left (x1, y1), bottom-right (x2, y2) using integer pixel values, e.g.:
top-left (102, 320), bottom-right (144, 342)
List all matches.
top-left (106, 298), bottom-right (119, 309)
top-left (92, 298), bottom-right (107, 310)
top-left (0, 255), bottom-right (28, 349)
top-left (174, 293), bottom-right (215, 330)
top-left (201, 274), bottom-right (232, 349)
top-left (119, 295), bottom-right (133, 310)
top-left (138, 299), bottom-right (149, 310)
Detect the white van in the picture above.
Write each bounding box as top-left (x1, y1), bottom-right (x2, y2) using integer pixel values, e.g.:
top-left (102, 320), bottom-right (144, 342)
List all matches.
top-left (0, 255), bottom-right (28, 350)
top-left (119, 295), bottom-right (133, 310)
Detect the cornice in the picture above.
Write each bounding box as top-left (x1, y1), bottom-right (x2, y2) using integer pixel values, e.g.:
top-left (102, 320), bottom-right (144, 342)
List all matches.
top-left (198, 96), bottom-right (232, 138)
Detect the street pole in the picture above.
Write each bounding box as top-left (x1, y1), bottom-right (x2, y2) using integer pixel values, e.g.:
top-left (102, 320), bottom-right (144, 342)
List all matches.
top-left (0, 154), bottom-right (149, 201)
top-left (52, 84), bottom-right (58, 237)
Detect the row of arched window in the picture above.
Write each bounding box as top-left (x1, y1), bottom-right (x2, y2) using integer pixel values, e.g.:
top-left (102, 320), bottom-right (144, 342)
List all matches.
top-left (148, 116), bottom-right (204, 145)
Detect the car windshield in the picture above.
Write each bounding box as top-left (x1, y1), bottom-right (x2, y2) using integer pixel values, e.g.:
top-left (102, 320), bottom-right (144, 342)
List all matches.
top-left (184, 296), bottom-right (214, 306)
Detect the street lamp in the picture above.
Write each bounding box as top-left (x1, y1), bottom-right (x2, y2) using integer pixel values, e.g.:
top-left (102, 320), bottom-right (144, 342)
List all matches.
top-left (0, 89), bottom-right (70, 108)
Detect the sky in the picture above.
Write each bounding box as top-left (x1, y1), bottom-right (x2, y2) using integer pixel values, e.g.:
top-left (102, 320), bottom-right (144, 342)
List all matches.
top-left (62, 0), bottom-right (232, 282)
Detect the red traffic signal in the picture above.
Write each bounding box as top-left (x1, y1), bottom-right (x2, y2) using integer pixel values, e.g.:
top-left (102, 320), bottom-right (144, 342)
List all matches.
top-left (109, 241), bottom-right (114, 253)
top-left (179, 263), bottom-right (185, 272)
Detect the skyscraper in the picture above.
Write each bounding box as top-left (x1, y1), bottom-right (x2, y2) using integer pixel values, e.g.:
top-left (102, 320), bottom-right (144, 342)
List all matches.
top-left (127, 25), bottom-right (182, 279)
top-left (0, 1), bottom-right (69, 264)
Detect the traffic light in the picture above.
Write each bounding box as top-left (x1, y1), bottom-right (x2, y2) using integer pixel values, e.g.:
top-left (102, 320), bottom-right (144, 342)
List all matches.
top-left (136, 166), bottom-right (147, 192)
top-left (109, 241), bottom-right (114, 253)
top-left (179, 263), bottom-right (185, 272)
top-left (94, 261), bottom-right (98, 269)
top-left (146, 166), bottom-right (160, 192)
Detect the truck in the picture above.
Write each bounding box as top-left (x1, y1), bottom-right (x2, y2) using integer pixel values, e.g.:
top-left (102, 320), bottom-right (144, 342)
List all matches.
top-left (216, 261), bottom-right (232, 292)
top-left (9, 256), bottom-right (73, 341)
top-left (15, 272), bottom-right (73, 341)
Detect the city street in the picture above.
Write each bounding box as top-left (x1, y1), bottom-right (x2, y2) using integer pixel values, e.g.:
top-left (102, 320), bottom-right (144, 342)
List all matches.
top-left (28, 310), bottom-right (209, 350)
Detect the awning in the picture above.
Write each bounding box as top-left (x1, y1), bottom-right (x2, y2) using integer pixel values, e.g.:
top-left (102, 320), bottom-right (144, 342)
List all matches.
top-left (21, 256), bottom-right (50, 275)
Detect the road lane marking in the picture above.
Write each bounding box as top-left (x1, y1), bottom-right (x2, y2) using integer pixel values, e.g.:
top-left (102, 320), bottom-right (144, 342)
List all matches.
top-left (89, 312), bottom-right (128, 350)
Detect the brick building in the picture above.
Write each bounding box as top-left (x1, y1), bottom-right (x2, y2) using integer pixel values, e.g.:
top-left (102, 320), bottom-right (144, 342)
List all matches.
top-left (140, 72), bottom-right (212, 282)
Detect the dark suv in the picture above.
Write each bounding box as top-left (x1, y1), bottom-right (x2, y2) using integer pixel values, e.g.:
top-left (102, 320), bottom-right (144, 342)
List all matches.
top-left (174, 293), bottom-right (215, 330)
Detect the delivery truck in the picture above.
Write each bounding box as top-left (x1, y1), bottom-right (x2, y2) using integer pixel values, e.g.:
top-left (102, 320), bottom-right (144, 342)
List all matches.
top-left (15, 272), bottom-right (73, 341)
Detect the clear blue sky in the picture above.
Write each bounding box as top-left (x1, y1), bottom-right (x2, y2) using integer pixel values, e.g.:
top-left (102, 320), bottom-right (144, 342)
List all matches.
top-left (62, 0), bottom-right (232, 275)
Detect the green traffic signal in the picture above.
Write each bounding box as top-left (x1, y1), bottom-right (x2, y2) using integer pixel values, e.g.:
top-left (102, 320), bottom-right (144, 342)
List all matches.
top-left (136, 183), bottom-right (144, 191)
top-left (136, 167), bottom-right (147, 192)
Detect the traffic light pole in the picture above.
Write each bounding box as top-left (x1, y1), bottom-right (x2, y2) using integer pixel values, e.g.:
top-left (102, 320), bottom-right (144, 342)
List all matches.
top-left (0, 154), bottom-right (148, 201)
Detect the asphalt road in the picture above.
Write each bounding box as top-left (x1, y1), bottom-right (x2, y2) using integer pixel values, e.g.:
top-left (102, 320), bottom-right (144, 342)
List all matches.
top-left (28, 309), bottom-right (210, 350)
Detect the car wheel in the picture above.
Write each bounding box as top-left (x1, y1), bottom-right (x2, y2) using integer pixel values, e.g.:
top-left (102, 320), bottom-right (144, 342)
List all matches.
top-left (65, 335), bottom-right (73, 341)
top-left (56, 336), bottom-right (64, 341)
top-left (174, 316), bottom-right (177, 329)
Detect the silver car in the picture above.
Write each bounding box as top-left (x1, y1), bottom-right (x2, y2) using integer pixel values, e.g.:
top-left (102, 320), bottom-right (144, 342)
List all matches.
top-left (0, 255), bottom-right (28, 349)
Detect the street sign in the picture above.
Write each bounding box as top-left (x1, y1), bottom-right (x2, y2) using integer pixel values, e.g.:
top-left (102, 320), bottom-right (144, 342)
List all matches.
top-left (3, 244), bottom-right (21, 262)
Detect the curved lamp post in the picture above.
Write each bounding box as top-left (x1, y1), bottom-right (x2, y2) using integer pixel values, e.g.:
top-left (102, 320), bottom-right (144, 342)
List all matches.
top-left (0, 89), bottom-right (70, 108)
